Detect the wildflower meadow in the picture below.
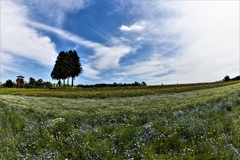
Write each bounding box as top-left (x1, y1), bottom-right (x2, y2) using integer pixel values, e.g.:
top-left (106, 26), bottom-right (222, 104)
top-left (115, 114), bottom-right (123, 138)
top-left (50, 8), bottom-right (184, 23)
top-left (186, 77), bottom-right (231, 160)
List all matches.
top-left (1, 82), bottom-right (240, 159)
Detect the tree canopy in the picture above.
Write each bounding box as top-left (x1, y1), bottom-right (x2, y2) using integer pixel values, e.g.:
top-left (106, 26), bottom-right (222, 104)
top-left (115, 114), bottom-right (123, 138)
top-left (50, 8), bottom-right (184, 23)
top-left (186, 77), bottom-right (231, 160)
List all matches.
top-left (51, 50), bottom-right (82, 86)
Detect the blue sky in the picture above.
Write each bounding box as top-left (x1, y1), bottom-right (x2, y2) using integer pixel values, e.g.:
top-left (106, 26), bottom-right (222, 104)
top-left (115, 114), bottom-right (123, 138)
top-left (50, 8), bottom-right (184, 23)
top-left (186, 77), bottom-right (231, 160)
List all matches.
top-left (0, 0), bottom-right (239, 85)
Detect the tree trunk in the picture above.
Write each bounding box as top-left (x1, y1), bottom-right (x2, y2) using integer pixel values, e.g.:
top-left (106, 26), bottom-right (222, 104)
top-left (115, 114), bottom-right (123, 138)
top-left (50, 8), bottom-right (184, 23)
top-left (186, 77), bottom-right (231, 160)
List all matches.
top-left (58, 80), bottom-right (61, 86)
top-left (71, 77), bottom-right (74, 87)
top-left (67, 77), bottom-right (69, 86)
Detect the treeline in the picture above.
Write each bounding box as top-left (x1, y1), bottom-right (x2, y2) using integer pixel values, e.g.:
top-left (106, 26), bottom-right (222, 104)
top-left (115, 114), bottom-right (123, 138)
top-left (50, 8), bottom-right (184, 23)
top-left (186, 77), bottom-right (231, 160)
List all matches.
top-left (76, 81), bottom-right (147, 88)
top-left (1, 78), bottom-right (147, 88)
top-left (25, 77), bottom-right (53, 88)
top-left (1, 78), bottom-right (53, 88)
top-left (223, 75), bottom-right (240, 82)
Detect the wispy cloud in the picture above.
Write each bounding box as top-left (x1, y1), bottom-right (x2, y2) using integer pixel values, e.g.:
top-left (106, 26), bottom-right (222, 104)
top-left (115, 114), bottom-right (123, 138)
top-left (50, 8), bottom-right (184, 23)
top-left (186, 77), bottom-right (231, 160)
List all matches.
top-left (16, 0), bottom-right (91, 26)
top-left (29, 21), bottom-right (133, 75)
top-left (0, 52), bottom-right (21, 73)
top-left (114, 0), bottom-right (239, 84)
top-left (166, 1), bottom-right (240, 83)
top-left (115, 54), bottom-right (174, 84)
top-left (2, 0), bottom-right (238, 84)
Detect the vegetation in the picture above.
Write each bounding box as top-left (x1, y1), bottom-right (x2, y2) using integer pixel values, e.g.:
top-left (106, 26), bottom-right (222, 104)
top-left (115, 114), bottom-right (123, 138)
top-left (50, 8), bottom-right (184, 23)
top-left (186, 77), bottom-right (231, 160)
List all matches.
top-left (25, 77), bottom-right (53, 88)
top-left (76, 81), bottom-right (147, 88)
top-left (51, 50), bottom-right (83, 86)
top-left (1, 78), bottom-right (52, 89)
top-left (0, 80), bottom-right (239, 99)
top-left (223, 75), bottom-right (240, 81)
top-left (4, 79), bottom-right (14, 88)
top-left (0, 82), bottom-right (240, 159)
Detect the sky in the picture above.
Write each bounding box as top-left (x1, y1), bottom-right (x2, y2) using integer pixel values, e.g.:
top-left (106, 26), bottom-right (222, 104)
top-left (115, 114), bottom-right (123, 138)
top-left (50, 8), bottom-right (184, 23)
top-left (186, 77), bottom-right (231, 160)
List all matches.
top-left (0, 0), bottom-right (239, 85)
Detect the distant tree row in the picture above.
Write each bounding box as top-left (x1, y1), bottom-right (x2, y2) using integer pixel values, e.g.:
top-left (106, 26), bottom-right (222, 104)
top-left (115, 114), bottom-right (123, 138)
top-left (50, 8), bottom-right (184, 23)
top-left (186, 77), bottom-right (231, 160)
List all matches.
top-left (51, 50), bottom-right (82, 87)
top-left (1, 78), bottom-right (53, 88)
top-left (223, 75), bottom-right (240, 82)
top-left (26, 77), bottom-right (53, 88)
top-left (76, 81), bottom-right (147, 88)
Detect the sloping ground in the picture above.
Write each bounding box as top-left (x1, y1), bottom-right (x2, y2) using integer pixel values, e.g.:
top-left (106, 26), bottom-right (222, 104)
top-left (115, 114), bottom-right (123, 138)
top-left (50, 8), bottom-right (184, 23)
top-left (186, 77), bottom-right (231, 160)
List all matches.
top-left (0, 83), bottom-right (240, 159)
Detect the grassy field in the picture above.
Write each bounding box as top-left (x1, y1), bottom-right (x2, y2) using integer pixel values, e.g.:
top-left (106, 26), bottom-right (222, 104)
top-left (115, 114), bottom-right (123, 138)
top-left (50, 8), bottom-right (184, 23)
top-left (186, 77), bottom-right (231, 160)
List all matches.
top-left (0, 80), bottom-right (239, 98)
top-left (1, 82), bottom-right (240, 159)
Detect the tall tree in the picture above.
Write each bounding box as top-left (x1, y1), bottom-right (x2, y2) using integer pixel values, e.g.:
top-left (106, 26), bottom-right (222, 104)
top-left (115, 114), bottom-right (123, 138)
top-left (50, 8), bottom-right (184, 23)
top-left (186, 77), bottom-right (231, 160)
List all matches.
top-left (68, 50), bottom-right (83, 87)
top-left (51, 50), bottom-right (82, 87)
top-left (51, 51), bottom-right (66, 85)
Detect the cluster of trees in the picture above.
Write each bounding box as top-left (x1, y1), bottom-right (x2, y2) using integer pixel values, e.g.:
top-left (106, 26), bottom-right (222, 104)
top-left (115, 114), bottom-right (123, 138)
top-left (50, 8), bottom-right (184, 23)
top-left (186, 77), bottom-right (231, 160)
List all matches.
top-left (77, 81), bottom-right (147, 88)
top-left (1, 78), bottom-right (53, 88)
top-left (51, 50), bottom-right (82, 87)
top-left (26, 77), bottom-right (53, 88)
top-left (223, 75), bottom-right (240, 82)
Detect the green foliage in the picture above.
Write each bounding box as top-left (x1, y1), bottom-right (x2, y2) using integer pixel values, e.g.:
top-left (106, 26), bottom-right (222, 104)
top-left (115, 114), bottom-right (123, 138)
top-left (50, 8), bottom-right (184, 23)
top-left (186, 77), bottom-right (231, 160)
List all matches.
top-left (68, 50), bottom-right (83, 86)
top-left (24, 77), bottom-right (52, 88)
top-left (1, 83), bottom-right (240, 159)
top-left (223, 75), bottom-right (240, 81)
top-left (224, 75), bottom-right (231, 81)
top-left (4, 79), bottom-right (14, 88)
top-left (44, 82), bottom-right (53, 88)
top-left (77, 81), bottom-right (147, 88)
top-left (29, 77), bottom-right (36, 85)
top-left (51, 50), bottom-right (82, 86)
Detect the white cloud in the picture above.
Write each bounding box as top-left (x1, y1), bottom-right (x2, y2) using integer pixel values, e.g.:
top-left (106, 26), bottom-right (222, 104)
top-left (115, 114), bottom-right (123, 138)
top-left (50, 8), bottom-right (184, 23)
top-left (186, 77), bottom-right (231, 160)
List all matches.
top-left (166, 1), bottom-right (240, 83)
top-left (92, 45), bottom-right (132, 69)
top-left (120, 21), bottom-right (147, 32)
top-left (1, 1), bottom-right (58, 73)
top-left (16, 0), bottom-right (91, 26)
top-left (114, 0), bottom-right (239, 84)
top-left (82, 64), bottom-right (100, 79)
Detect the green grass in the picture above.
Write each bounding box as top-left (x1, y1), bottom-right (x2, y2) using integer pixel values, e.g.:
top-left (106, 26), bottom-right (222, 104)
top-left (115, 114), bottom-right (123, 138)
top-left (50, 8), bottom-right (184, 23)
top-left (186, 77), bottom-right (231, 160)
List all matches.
top-left (1, 82), bottom-right (240, 159)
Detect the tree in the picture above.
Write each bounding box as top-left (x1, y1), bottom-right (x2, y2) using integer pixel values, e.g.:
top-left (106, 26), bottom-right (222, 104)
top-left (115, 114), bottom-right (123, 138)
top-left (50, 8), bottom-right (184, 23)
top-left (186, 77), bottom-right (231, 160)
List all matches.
top-left (68, 50), bottom-right (83, 87)
top-left (29, 77), bottom-right (36, 86)
top-left (5, 79), bottom-right (14, 88)
top-left (224, 75), bottom-right (230, 81)
top-left (51, 51), bottom-right (65, 84)
top-left (51, 50), bottom-right (82, 87)
top-left (141, 81), bottom-right (147, 86)
top-left (36, 79), bottom-right (43, 87)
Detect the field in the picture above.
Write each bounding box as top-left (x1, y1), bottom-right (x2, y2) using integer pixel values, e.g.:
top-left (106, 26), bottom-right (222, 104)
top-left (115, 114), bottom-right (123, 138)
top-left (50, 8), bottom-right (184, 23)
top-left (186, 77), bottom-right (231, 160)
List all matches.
top-left (1, 81), bottom-right (240, 159)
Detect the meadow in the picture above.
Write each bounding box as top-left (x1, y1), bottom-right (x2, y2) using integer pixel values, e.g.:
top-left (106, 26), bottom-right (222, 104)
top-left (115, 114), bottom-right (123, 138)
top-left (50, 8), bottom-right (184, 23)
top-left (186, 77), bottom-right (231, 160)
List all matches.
top-left (1, 81), bottom-right (240, 159)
